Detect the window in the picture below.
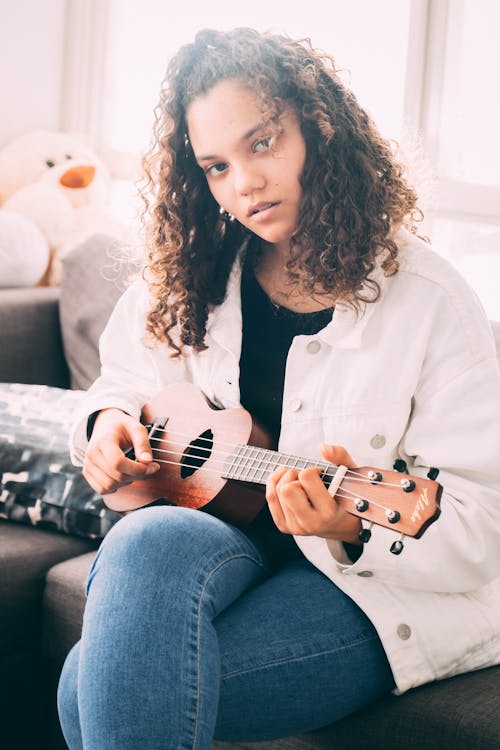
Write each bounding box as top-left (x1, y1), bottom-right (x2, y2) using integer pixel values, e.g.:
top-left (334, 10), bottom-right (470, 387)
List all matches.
top-left (101, 0), bottom-right (412, 153)
top-left (418, 0), bottom-right (500, 318)
top-left (66, 0), bottom-right (500, 318)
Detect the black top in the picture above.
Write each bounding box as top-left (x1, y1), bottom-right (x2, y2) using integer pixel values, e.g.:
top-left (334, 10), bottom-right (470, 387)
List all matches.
top-left (239, 253), bottom-right (333, 447)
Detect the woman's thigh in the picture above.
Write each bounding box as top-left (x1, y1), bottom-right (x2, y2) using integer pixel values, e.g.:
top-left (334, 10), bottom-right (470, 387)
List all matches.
top-left (214, 558), bottom-right (395, 742)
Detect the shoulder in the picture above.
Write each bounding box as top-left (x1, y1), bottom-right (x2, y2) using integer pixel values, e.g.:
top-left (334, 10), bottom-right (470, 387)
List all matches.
top-left (394, 228), bottom-right (474, 300)
top-left (375, 228), bottom-right (497, 367)
top-left (394, 228), bottom-right (491, 325)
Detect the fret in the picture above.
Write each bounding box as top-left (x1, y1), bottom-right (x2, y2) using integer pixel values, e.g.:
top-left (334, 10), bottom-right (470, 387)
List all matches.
top-left (255, 447), bottom-right (270, 485)
top-left (223, 443), bottom-right (246, 481)
top-left (320, 462), bottom-right (333, 491)
top-left (297, 457), bottom-right (310, 471)
top-left (249, 446), bottom-right (265, 482)
top-left (247, 446), bottom-right (261, 484)
top-left (241, 444), bottom-right (257, 482)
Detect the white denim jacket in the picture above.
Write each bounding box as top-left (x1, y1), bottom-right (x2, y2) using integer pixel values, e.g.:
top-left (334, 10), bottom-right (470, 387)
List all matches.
top-left (70, 230), bottom-right (500, 694)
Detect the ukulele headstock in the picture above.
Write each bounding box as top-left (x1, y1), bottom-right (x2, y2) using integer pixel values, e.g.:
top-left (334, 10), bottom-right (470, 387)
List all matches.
top-left (332, 465), bottom-right (442, 554)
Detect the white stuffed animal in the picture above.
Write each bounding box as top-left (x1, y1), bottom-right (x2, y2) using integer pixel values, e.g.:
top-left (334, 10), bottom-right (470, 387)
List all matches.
top-left (0, 131), bottom-right (140, 285)
top-left (0, 209), bottom-right (50, 287)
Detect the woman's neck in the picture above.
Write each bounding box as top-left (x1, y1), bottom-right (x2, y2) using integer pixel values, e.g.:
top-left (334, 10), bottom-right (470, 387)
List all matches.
top-left (253, 241), bottom-right (336, 314)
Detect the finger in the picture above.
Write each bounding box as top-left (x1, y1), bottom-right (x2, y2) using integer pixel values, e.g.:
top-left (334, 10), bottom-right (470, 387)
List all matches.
top-left (266, 466), bottom-right (289, 501)
top-left (83, 463), bottom-right (126, 495)
top-left (297, 466), bottom-right (330, 507)
top-left (98, 440), bottom-right (160, 479)
top-left (278, 479), bottom-right (314, 534)
top-left (296, 465), bottom-right (362, 540)
top-left (274, 477), bottom-right (313, 534)
top-left (266, 467), bottom-right (293, 533)
top-left (127, 423), bottom-right (157, 463)
top-left (320, 444), bottom-right (357, 468)
top-left (297, 466), bottom-right (339, 522)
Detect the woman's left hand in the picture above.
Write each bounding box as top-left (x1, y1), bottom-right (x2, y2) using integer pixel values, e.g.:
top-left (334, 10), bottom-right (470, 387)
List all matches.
top-left (265, 444), bottom-right (362, 544)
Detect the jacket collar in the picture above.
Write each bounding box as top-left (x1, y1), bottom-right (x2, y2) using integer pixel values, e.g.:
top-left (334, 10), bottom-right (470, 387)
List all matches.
top-left (206, 240), bottom-right (388, 354)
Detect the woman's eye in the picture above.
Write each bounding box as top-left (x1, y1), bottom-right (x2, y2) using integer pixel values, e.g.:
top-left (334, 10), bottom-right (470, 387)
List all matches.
top-left (253, 137), bottom-right (272, 152)
top-left (205, 162), bottom-right (227, 177)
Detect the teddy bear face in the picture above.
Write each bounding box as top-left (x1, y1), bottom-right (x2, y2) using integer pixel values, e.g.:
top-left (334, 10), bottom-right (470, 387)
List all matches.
top-left (0, 130), bottom-right (111, 207)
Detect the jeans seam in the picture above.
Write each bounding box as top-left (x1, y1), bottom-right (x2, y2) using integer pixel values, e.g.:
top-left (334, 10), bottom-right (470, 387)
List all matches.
top-left (220, 634), bottom-right (382, 681)
top-left (190, 551), bottom-right (266, 750)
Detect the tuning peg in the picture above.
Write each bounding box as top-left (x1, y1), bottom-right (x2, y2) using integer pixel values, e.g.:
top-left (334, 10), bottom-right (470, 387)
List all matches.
top-left (390, 533), bottom-right (405, 555)
top-left (393, 459), bottom-right (408, 473)
top-left (400, 478), bottom-right (416, 493)
top-left (427, 467), bottom-right (440, 480)
top-left (355, 498), bottom-right (369, 512)
top-left (368, 470), bottom-right (382, 484)
top-left (386, 509), bottom-right (401, 524)
top-left (358, 522), bottom-right (373, 543)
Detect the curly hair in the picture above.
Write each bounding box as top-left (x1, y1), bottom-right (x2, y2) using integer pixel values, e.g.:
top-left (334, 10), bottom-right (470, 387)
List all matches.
top-left (141, 27), bottom-right (423, 355)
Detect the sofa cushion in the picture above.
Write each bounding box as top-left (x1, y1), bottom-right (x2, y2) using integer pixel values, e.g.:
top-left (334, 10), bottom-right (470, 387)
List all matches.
top-left (0, 521), bottom-right (96, 654)
top-left (0, 382), bottom-right (120, 539)
top-left (211, 666), bottom-right (500, 749)
top-left (43, 550), bottom-right (96, 662)
top-left (59, 233), bottom-right (139, 390)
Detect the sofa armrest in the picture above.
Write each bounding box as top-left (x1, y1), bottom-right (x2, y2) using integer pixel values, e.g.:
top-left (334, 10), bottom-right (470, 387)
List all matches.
top-left (0, 287), bottom-right (70, 388)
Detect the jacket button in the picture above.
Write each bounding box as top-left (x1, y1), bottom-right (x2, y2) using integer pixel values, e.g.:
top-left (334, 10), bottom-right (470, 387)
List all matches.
top-left (370, 434), bottom-right (386, 449)
top-left (357, 570), bottom-right (374, 577)
top-left (306, 340), bottom-right (321, 354)
top-left (290, 398), bottom-right (302, 412)
top-left (397, 623), bottom-right (412, 640)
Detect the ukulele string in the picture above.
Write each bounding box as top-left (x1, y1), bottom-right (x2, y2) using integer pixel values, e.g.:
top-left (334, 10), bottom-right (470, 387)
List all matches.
top-left (142, 454), bottom-right (366, 507)
top-left (147, 431), bottom-right (407, 491)
top-left (143, 444), bottom-right (400, 511)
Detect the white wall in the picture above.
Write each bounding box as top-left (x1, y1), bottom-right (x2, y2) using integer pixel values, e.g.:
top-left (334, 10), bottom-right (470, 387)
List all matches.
top-left (0, 0), bottom-right (66, 147)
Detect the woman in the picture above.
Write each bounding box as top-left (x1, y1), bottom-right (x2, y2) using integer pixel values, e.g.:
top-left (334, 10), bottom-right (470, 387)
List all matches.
top-left (58, 27), bottom-right (500, 749)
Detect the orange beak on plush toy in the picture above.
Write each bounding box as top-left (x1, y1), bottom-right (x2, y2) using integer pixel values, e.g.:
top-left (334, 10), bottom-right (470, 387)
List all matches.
top-left (59, 165), bottom-right (96, 189)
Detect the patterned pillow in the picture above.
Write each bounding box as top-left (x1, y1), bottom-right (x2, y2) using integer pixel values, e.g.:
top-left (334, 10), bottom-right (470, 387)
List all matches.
top-left (0, 383), bottom-right (121, 539)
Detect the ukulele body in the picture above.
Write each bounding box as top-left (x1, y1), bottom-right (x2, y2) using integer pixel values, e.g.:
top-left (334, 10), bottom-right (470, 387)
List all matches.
top-left (108, 383), bottom-right (269, 525)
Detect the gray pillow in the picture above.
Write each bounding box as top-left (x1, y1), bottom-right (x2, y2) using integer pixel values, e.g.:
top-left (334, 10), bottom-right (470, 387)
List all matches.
top-left (0, 383), bottom-right (121, 539)
top-left (59, 234), bottom-right (140, 390)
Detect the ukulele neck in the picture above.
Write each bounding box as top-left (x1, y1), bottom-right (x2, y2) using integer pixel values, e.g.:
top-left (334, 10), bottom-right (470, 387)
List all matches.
top-left (223, 444), bottom-right (333, 488)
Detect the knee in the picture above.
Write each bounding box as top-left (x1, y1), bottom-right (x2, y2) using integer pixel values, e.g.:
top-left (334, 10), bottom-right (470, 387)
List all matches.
top-left (95, 506), bottom-right (242, 575)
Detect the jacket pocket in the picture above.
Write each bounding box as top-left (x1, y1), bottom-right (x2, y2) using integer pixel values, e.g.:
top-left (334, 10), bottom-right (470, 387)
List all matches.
top-left (322, 400), bottom-right (411, 467)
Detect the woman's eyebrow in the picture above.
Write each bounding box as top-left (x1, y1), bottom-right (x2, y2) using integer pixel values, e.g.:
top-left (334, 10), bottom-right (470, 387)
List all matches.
top-left (195, 121), bottom-right (266, 163)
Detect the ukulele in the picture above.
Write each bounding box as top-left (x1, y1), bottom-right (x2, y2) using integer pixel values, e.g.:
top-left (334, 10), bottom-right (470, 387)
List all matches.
top-left (109, 382), bottom-right (442, 554)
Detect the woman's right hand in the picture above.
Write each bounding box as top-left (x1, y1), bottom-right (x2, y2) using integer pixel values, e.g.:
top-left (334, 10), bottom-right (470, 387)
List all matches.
top-left (83, 408), bottom-right (160, 495)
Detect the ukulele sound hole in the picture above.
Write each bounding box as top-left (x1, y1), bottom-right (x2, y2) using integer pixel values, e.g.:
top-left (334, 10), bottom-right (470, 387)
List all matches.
top-left (180, 429), bottom-right (213, 478)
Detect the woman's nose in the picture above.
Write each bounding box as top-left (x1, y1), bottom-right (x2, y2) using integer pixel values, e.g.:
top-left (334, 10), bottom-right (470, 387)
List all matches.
top-left (233, 164), bottom-right (265, 195)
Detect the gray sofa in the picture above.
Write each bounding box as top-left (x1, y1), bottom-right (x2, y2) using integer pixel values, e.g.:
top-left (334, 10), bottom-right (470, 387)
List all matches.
top-left (1, 236), bottom-right (500, 750)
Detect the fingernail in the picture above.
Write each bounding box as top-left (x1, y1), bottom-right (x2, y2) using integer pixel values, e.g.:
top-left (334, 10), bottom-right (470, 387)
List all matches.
top-left (146, 463), bottom-right (159, 475)
top-left (140, 452), bottom-right (152, 461)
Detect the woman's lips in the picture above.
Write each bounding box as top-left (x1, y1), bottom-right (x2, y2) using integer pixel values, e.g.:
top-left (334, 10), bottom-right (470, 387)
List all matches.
top-left (248, 201), bottom-right (280, 220)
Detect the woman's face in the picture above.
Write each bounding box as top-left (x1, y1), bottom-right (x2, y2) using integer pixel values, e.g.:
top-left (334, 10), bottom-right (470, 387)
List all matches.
top-left (186, 78), bottom-right (306, 255)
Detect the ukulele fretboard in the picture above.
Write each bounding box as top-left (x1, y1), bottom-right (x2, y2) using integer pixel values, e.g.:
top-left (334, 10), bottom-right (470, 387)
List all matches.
top-left (223, 444), bottom-right (333, 488)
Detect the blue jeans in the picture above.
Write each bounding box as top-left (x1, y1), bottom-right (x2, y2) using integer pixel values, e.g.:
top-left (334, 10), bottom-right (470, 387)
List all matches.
top-left (58, 506), bottom-right (394, 749)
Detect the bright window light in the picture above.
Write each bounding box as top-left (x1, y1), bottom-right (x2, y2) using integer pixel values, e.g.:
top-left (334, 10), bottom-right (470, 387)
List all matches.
top-left (102, 0), bottom-right (412, 154)
top-left (438, 0), bottom-right (500, 187)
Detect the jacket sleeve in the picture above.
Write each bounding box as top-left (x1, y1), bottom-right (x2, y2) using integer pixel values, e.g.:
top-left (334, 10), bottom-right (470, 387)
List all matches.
top-left (69, 279), bottom-right (188, 465)
top-left (336, 298), bottom-right (500, 593)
